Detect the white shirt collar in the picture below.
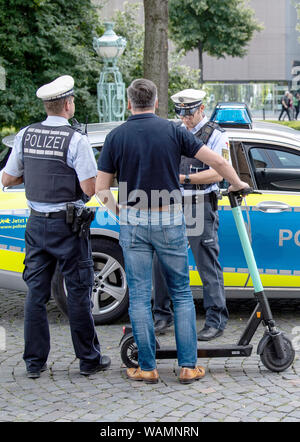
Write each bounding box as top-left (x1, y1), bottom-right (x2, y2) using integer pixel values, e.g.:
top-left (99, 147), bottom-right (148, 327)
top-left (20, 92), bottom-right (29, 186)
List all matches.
top-left (42, 116), bottom-right (70, 126)
top-left (190, 115), bottom-right (208, 134)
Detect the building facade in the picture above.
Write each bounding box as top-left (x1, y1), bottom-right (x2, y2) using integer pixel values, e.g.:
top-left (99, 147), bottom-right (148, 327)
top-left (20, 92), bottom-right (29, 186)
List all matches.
top-left (97, 0), bottom-right (299, 81)
top-left (95, 0), bottom-right (300, 115)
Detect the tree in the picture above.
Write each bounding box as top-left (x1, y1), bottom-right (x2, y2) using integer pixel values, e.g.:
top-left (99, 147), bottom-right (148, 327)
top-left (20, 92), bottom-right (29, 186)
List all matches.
top-left (143, 0), bottom-right (169, 118)
top-left (112, 2), bottom-right (200, 118)
top-left (0, 0), bottom-right (103, 129)
top-left (169, 0), bottom-right (263, 84)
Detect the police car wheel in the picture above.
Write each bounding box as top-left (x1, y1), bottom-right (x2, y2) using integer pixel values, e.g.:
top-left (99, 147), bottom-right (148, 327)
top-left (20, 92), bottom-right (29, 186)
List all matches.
top-left (52, 237), bottom-right (129, 325)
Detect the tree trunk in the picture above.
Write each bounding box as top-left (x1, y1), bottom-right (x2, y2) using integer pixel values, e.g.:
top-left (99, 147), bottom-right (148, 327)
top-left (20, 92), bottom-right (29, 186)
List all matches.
top-left (143, 0), bottom-right (169, 118)
top-left (198, 40), bottom-right (203, 85)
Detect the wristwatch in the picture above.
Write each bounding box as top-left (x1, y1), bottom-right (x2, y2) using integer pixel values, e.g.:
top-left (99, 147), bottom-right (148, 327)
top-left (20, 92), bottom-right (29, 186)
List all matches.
top-left (184, 174), bottom-right (191, 184)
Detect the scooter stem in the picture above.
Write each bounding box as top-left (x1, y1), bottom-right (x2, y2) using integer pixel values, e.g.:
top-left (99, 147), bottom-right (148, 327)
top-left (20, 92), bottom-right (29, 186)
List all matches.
top-left (231, 205), bottom-right (263, 293)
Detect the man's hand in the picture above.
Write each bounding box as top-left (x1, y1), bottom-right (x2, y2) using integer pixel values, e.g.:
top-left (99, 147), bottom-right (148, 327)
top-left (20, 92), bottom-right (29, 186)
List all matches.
top-left (95, 171), bottom-right (119, 216)
top-left (228, 181), bottom-right (251, 193)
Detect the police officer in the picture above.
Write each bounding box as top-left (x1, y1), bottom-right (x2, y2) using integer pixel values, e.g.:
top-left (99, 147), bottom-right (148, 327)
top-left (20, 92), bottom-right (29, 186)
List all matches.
top-left (2, 75), bottom-right (111, 377)
top-left (153, 89), bottom-right (229, 341)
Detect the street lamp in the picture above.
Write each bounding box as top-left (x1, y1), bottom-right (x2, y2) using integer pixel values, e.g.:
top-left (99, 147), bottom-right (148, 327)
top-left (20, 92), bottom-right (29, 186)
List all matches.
top-left (93, 22), bottom-right (127, 122)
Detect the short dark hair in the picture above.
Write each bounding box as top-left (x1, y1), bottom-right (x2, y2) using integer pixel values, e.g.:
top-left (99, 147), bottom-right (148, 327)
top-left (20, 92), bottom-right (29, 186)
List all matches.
top-left (127, 78), bottom-right (157, 110)
top-left (43, 95), bottom-right (73, 115)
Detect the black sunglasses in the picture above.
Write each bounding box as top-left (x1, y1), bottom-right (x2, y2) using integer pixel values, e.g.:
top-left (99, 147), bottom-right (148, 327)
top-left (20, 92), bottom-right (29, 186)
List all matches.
top-left (174, 105), bottom-right (201, 117)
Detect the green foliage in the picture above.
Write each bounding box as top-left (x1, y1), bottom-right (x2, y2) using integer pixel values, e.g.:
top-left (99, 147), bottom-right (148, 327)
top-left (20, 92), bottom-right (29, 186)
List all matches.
top-left (0, 0), bottom-right (104, 129)
top-left (169, 0), bottom-right (263, 58)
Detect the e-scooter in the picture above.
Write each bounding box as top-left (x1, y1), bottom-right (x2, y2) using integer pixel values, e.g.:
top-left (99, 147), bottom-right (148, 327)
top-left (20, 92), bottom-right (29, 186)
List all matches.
top-left (119, 188), bottom-right (295, 373)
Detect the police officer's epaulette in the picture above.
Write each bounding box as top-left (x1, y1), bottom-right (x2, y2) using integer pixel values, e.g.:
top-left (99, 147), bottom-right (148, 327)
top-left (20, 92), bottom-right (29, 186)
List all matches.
top-left (195, 121), bottom-right (224, 145)
top-left (70, 118), bottom-right (88, 136)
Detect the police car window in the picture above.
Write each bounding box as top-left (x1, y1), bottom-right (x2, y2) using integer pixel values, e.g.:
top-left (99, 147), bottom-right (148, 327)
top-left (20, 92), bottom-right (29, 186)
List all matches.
top-left (271, 150), bottom-right (300, 168)
top-left (231, 142), bottom-right (253, 187)
top-left (249, 148), bottom-right (270, 168)
top-left (250, 147), bottom-right (300, 169)
top-left (248, 146), bottom-right (300, 192)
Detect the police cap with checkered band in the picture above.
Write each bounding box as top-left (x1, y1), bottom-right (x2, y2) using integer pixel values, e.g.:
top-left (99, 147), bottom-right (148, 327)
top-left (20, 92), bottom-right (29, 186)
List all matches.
top-left (171, 89), bottom-right (206, 116)
top-left (36, 75), bottom-right (74, 102)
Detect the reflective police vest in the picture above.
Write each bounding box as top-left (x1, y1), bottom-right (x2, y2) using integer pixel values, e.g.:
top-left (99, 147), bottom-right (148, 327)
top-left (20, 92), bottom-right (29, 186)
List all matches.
top-left (179, 121), bottom-right (225, 191)
top-left (22, 122), bottom-right (84, 203)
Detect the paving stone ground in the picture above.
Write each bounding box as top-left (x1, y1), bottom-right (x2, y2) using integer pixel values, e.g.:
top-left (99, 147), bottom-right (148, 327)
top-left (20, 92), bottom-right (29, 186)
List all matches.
top-left (0, 289), bottom-right (300, 422)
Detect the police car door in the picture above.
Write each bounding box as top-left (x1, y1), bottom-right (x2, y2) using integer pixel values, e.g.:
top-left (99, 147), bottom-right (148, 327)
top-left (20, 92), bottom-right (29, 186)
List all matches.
top-left (241, 141), bottom-right (300, 293)
top-left (217, 140), bottom-right (254, 291)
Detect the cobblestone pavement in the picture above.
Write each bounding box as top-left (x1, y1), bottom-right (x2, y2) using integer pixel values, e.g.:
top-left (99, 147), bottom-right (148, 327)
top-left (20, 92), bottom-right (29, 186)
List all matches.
top-left (0, 289), bottom-right (300, 422)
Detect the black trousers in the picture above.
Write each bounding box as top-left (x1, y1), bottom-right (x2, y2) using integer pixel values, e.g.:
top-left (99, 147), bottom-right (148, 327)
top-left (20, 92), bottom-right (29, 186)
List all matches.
top-left (22, 214), bottom-right (101, 372)
top-left (153, 198), bottom-right (229, 331)
top-left (278, 106), bottom-right (291, 121)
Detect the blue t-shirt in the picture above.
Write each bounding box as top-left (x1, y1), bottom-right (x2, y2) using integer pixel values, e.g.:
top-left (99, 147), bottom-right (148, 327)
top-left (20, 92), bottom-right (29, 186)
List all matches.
top-left (97, 113), bottom-right (203, 208)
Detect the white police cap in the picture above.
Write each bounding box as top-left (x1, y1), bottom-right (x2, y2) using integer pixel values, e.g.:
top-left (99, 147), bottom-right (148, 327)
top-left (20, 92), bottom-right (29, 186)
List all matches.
top-left (36, 75), bottom-right (74, 101)
top-left (171, 89), bottom-right (206, 105)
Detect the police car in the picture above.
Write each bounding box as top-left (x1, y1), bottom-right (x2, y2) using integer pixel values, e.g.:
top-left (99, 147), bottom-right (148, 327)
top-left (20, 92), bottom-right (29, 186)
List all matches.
top-left (1, 104), bottom-right (300, 325)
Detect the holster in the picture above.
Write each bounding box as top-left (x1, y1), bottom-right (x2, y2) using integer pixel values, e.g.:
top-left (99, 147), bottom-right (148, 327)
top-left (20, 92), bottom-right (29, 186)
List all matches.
top-left (210, 191), bottom-right (219, 212)
top-left (67, 205), bottom-right (95, 238)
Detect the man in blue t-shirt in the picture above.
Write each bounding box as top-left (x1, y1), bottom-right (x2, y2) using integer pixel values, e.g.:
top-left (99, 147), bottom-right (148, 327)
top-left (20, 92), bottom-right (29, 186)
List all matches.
top-left (96, 78), bottom-right (249, 385)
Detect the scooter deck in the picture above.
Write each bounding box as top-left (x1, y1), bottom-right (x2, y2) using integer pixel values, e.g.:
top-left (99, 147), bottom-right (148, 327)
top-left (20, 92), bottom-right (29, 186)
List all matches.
top-left (154, 344), bottom-right (253, 359)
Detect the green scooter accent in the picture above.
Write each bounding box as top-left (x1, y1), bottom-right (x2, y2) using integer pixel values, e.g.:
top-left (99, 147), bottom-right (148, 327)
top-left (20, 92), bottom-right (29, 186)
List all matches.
top-left (231, 205), bottom-right (263, 293)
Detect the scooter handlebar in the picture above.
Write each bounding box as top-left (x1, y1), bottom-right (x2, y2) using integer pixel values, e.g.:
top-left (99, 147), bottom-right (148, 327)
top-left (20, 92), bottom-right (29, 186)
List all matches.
top-left (221, 187), bottom-right (261, 207)
top-left (221, 187), bottom-right (260, 198)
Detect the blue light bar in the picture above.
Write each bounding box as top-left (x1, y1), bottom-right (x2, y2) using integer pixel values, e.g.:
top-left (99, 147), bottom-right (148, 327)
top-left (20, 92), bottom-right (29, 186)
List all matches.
top-left (210, 102), bottom-right (252, 128)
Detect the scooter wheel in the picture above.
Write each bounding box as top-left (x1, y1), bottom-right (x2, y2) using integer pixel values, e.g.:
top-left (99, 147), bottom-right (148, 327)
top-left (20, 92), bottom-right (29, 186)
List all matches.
top-left (120, 336), bottom-right (139, 368)
top-left (260, 335), bottom-right (295, 372)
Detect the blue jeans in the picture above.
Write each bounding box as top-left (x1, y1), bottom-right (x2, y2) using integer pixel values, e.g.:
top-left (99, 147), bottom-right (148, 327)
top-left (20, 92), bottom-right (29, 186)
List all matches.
top-left (119, 207), bottom-right (197, 371)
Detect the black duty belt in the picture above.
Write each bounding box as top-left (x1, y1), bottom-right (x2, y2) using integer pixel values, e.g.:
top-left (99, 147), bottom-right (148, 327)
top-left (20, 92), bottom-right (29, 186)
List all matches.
top-left (30, 209), bottom-right (66, 219)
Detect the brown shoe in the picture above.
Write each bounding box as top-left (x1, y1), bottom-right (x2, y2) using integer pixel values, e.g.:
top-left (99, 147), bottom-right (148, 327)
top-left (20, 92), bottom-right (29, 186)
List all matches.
top-left (179, 366), bottom-right (205, 384)
top-left (126, 367), bottom-right (159, 384)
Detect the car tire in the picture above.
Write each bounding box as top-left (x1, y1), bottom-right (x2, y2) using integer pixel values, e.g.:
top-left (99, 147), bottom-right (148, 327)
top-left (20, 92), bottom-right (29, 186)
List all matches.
top-left (52, 237), bottom-right (129, 325)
